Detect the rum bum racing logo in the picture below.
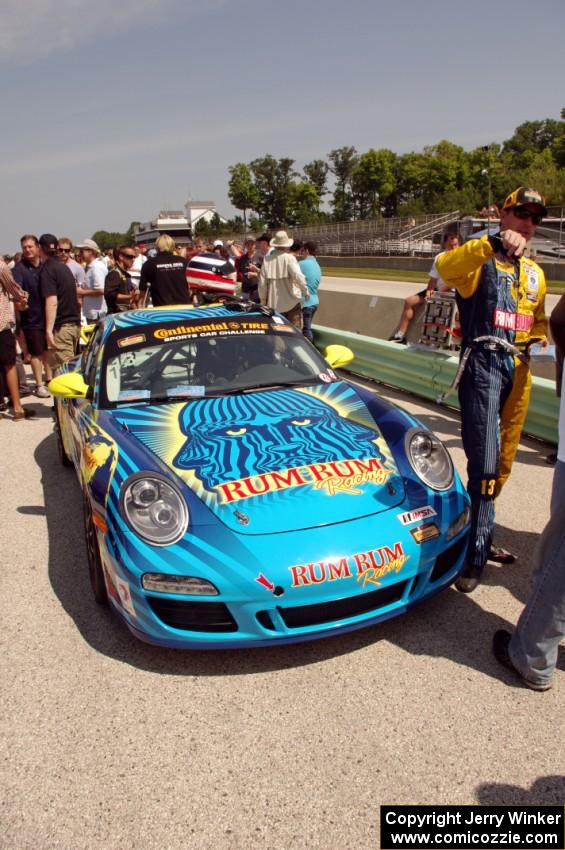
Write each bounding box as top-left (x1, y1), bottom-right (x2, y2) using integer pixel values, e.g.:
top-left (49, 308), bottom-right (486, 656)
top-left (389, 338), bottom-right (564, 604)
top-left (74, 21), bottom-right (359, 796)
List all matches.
top-left (216, 457), bottom-right (392, 503)
top-left (289, 541), bottom-right (410, 589)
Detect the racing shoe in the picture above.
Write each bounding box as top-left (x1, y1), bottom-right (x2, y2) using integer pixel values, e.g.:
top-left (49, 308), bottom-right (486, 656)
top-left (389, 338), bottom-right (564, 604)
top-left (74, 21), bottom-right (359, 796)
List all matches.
top-left (388, 332), bottom-right (407, 344)
top-left (488, 544), bottom-right (516, 565)
top-left (455, 563), bottom-right (483, 593)
top-left (492, 630), bottom-right (552, 691)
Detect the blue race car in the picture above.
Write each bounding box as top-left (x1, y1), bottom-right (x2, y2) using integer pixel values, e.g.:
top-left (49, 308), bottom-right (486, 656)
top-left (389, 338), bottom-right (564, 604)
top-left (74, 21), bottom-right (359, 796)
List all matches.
top-left (49, 303), bottom-right (470, 649)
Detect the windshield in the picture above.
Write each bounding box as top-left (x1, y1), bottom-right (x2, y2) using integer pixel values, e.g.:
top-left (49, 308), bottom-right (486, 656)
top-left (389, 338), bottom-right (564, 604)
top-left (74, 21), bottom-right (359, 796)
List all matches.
top-left (101, 315), bottom-right (336, 406)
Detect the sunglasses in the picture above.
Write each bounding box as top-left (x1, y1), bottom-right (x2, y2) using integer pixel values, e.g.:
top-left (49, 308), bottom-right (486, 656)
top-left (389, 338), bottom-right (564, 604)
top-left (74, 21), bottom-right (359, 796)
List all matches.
top-left (57, 248), bottom-right (71, 254)
top-left (513, 208), bottom-right (543, 225)
top-left (121, 253), bottom-right (136, 260)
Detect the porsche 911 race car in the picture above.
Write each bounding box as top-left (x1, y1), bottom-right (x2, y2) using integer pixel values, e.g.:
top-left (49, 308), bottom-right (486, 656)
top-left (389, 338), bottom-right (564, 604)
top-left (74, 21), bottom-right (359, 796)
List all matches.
top-left (49, 302), bottom-right (470, 648)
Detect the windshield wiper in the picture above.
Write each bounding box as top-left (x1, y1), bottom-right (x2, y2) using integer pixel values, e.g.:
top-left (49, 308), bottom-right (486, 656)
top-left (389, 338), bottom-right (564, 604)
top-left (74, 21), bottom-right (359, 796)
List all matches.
top-left (240, 379), bottom-right (320, 393)
top-left (144, 394), bottom-right (203, 405)
top-left (205, 378), bottom-right (325, 396)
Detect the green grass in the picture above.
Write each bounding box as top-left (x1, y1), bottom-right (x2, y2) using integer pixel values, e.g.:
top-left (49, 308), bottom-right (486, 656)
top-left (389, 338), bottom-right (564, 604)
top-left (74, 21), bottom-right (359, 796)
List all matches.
top-left (322, 265), bottom-right (565, 294)
top-left (321, 266), bottom-right (428, 283)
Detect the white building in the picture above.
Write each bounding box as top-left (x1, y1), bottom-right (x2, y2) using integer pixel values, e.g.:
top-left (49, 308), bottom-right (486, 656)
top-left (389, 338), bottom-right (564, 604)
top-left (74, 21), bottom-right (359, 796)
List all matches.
top-left (185, 199), bottom-right (228, 231)
top-left (134, 200), bottom-right (227, 248)
top-left (134, 210), bottom-right (191, 247)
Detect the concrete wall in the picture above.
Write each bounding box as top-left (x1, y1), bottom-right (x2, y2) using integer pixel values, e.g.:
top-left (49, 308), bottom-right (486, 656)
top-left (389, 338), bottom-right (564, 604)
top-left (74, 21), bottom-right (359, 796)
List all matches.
top-left (539, 261), bottom-right (565, 281)
top-left (316, 289), bottom-right (557, 381)
top-left (320, 255), bottom-right (565, 280)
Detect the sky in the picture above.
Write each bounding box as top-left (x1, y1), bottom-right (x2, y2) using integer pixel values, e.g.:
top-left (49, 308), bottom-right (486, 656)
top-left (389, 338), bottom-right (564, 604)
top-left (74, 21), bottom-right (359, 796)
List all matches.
top-left (1, 0), bottom-right (563, 250)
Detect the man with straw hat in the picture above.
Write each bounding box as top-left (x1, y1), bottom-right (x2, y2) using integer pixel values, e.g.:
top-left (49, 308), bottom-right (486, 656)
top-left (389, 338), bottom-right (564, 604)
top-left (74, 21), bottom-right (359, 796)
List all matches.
top-left (258, 230), bottom-right (308, 328)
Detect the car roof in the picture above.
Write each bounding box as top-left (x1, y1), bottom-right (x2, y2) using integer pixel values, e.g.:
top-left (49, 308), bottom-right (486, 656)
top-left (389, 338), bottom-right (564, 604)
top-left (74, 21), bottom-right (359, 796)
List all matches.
top-left (108, 303), bottom-right (271, 332)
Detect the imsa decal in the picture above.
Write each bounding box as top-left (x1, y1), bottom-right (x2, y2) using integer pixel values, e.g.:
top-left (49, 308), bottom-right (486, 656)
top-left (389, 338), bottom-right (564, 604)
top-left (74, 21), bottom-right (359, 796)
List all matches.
top-left (397, 505), bottom-right (437, 526)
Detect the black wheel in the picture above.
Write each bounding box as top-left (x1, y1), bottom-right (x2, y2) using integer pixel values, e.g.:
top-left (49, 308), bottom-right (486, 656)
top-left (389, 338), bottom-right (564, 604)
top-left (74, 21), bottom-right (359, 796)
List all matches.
top-left (54, 403), bottom-right (73, 467)
top-left (83, 494), bottom-right (108, 606)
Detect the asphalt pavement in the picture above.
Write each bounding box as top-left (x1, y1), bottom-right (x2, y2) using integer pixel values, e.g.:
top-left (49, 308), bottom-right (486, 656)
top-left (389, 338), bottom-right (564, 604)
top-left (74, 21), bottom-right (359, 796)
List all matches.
top-left (1, 386), bottom-right (563, 850)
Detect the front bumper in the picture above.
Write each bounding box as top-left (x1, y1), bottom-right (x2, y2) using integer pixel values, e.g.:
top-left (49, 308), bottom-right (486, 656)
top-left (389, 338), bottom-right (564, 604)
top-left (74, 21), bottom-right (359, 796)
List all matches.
top-left (97, 494), bottom-right (470, 649)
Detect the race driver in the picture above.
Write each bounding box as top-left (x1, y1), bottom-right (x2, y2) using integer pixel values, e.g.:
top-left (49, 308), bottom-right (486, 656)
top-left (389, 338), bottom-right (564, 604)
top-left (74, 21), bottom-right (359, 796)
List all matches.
top-left (437, 187), bottom-right (548, 593)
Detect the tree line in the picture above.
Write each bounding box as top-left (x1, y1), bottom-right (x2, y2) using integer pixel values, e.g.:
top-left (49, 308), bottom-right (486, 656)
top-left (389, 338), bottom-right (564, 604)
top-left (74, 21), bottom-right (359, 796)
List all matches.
top-left (227, 111), bottom-right (565, 231)
top-left (91, 111), bottom-right (565, 244)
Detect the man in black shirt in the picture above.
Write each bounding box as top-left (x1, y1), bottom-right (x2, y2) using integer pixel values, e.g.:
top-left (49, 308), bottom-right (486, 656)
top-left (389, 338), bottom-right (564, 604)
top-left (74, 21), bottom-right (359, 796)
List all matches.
top-left (38, 233), bottom-right (81, 371)
top-left (138, 234), bottom-right (189, 307)
top-left (13, 234), bottom-right (53, 395)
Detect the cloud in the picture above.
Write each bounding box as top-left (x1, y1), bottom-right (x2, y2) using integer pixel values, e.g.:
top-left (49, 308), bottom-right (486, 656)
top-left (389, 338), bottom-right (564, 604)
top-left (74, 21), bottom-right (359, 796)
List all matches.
top-left (0, 0), bottom-right (224, 63)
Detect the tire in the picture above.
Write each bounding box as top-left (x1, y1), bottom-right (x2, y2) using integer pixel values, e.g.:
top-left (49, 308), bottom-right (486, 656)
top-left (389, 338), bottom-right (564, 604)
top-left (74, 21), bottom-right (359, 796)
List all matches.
top-left (83, 494), bottom-right (108, 606)
top-left (54, 403), bottom-right (73, 467)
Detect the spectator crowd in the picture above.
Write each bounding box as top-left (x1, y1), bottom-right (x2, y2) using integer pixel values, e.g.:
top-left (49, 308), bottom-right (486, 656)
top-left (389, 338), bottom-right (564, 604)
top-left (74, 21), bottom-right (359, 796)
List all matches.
top-left (0, 229), bottom-right (321, 416)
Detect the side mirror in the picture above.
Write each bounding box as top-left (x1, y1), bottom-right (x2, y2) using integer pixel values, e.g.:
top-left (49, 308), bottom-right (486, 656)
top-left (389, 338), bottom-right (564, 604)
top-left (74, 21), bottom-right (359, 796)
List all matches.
top-left (324, 344), bottom-right (354, 369)
top-left (48, 372), bottom-right (90, 399)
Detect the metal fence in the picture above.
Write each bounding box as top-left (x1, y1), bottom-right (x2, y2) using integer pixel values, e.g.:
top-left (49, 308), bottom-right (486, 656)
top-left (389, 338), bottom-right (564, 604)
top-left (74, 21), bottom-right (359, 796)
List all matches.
top-left (221, 206), bottom-right (565, 260)
top-left (289, 211), bottom-right (459, 257)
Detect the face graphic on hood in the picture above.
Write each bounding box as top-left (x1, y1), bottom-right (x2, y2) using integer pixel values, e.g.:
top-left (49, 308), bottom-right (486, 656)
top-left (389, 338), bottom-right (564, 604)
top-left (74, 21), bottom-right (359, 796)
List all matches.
top-left (173, 389), bottom-right (388, 493)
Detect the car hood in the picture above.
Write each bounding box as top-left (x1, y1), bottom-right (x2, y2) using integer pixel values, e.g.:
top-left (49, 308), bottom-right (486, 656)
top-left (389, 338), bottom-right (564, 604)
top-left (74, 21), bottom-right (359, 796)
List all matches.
top-left (112, 383), bottom-right (406, 535)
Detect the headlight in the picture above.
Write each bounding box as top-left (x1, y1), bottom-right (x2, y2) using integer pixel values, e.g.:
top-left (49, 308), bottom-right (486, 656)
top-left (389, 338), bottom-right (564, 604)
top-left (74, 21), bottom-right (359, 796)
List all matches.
top-left (405, 428), bottom-right (454, 491)
top-left (121, 473), bottom-right (188, 546)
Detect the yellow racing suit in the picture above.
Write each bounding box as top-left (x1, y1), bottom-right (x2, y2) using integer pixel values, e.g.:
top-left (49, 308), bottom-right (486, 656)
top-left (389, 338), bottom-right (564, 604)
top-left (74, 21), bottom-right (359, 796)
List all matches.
top-left (437, 236), bottom-right (547, 575)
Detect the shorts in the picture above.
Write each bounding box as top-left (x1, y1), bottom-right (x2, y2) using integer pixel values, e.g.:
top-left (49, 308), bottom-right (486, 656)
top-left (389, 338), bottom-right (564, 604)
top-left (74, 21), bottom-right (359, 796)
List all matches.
top-left (49, 323), bottom-right (80, 371)
top-left (0, 328), bottom-right (17, 367)
top-left (23, 327), bottom-right (47, 357)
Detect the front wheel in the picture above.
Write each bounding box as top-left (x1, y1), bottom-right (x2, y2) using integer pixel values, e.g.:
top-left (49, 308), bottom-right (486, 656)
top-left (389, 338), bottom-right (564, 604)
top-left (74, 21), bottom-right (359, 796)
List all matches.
top-left (54, 403), bottom-right (73, 467)
top-left (83, 494), bottom-right (108, 606)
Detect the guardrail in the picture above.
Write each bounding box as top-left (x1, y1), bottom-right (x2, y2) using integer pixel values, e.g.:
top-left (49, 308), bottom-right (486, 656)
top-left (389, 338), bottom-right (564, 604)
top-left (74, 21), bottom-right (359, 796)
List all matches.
top-left (313, 325), bottom-right (559, 445)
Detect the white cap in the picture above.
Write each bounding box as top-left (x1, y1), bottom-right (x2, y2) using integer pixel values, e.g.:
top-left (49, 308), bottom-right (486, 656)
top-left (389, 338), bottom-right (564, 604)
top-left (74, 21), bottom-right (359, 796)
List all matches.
top-left (75, 238), bottom-right (100, 252)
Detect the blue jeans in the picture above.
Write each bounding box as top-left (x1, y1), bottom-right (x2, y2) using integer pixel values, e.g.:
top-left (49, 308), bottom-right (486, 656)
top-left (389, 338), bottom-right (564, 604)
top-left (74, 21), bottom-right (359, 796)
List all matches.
top-left (302, 305), bottom-right (318, 342)
top-left (509, 460), bottom-right (565, 686)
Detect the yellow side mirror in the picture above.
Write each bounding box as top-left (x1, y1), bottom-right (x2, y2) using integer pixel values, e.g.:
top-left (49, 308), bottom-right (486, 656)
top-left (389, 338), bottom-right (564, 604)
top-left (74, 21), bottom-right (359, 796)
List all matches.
top-left (324, 344), bottom-right (354, 369)
top-left (81, 324), bottom-right (96, 344)
top-left (49, 372), bottom-right (90, 399)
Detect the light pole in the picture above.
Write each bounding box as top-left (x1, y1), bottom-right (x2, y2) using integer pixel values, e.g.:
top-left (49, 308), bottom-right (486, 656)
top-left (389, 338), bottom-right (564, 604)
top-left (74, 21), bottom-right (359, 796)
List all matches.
top-left (481, 167), bottom-right (492, 234)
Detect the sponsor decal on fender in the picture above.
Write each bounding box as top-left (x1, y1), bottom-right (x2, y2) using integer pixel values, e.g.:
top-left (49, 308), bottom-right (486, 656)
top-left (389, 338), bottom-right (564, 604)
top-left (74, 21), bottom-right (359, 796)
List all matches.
top-left (289, 541), bottom-right (409, 589)
top-left (115, 577), bottom-right (136, 617)
top-left (216, 457), bottom-right (393, 503)
top-left (410, 522), bottom-right (440, 544)
top-left (493, 309), bottom-right (533, 332)
top-left (397, 505), bottom-right (437, 526)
